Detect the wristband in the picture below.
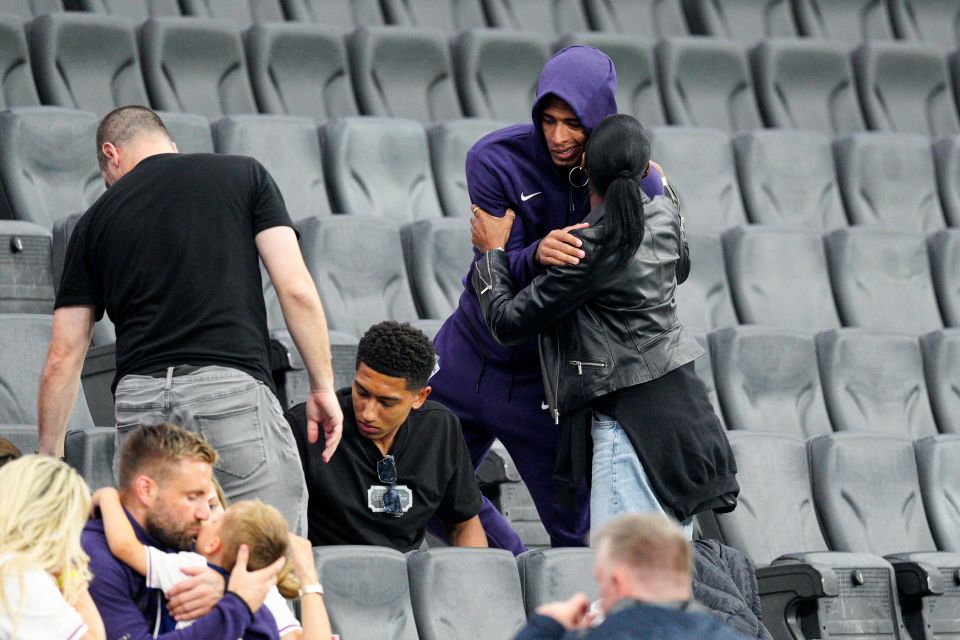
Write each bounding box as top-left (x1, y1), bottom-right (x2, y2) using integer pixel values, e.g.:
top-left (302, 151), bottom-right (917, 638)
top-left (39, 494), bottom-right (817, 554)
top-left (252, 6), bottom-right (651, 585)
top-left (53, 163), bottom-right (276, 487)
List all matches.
top-left (299, 583), bottom-right (323, 597)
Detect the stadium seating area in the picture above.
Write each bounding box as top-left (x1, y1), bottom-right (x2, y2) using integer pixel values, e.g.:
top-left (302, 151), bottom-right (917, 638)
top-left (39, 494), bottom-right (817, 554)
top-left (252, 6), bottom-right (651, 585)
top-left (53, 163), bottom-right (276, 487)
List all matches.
top-left (2, 0), bottom-right (960, 638)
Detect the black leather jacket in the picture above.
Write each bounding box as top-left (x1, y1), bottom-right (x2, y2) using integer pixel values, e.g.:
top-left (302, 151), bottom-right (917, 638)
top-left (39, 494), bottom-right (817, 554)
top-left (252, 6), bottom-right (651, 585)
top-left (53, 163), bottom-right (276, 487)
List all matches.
top-left (472, 195), bottom-right (703, 423)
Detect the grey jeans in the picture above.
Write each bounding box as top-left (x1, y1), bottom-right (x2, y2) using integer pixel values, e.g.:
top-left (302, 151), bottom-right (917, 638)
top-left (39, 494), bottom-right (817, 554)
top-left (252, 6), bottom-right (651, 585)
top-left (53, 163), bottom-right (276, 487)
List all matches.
top-left (113, 365), bottom-right (308, 535)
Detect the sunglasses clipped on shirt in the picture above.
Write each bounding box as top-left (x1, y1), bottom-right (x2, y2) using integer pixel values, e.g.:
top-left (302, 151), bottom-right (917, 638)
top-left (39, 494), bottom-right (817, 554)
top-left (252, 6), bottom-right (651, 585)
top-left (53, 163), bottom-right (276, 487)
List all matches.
top-left (377, 454), bottom-right (404, 517)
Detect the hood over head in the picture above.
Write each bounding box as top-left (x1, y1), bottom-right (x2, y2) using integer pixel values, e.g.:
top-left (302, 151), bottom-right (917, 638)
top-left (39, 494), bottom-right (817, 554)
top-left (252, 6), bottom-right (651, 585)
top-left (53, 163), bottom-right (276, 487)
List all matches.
top-left (532, 45), bottom-right (618, 135)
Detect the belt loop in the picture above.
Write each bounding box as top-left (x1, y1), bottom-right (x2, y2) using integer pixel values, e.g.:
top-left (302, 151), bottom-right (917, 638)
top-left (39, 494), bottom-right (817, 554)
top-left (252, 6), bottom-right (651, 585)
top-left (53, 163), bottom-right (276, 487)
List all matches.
top-left (165, 366), bottom-right (174, 391)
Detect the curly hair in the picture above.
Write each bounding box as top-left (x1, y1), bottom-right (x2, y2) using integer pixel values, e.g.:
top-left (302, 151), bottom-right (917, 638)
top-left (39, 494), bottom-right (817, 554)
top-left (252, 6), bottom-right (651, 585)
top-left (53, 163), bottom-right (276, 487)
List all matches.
top-left (356, 321), bottom-right (436, 390)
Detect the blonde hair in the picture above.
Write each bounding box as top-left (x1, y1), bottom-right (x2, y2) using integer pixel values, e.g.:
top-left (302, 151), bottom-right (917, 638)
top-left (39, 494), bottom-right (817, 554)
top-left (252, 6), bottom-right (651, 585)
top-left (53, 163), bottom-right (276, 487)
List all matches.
top-left (0, 456), bottom-right (92, 632)
top-left (118, 423), bottom-right (217, 490)
top-left (594, 513), bottom-right (691, 583)
top-left (218, 500), bottom-right (300, 598)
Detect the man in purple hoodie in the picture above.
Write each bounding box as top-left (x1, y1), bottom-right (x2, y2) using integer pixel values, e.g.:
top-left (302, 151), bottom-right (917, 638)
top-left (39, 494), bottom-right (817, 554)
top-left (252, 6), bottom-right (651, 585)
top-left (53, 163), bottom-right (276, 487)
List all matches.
top-left (429, 46), bottom-right (667, 552)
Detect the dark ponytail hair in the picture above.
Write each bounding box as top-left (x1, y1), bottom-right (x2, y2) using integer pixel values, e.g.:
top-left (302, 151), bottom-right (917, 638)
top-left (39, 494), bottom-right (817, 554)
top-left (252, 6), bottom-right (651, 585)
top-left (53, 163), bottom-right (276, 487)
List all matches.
top-left (584, 114), bottom-right (651, 267)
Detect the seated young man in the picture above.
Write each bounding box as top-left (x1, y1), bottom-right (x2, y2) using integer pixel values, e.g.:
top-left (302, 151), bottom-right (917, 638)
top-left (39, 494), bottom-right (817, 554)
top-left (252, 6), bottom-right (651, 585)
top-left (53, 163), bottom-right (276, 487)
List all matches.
top-left (286, 321), bottom-right (487, 552)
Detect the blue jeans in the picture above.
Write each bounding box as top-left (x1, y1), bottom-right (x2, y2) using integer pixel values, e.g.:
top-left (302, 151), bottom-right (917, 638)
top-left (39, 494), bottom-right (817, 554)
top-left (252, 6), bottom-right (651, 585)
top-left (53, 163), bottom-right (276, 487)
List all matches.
top-left (590, 414), bottom-right (693, 541)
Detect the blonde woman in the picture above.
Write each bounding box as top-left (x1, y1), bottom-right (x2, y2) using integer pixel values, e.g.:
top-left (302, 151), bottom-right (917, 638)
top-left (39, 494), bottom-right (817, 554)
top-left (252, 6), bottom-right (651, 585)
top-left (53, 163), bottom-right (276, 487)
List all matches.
top-left (0, 455), bottom-right (105, 640)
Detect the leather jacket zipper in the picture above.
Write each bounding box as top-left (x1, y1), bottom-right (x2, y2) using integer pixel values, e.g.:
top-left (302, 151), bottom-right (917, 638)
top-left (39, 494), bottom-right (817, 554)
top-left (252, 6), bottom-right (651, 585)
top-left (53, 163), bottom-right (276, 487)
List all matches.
top-left (568, 360), bottom-right (606, 375)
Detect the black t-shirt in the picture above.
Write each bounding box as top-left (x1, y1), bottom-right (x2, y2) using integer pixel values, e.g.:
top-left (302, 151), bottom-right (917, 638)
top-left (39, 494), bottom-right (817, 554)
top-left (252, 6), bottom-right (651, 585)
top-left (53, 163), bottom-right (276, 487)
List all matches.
top-left (56, 153), bottom-right (293, 392)
top-left (286, 389), bottom-right (482, 552)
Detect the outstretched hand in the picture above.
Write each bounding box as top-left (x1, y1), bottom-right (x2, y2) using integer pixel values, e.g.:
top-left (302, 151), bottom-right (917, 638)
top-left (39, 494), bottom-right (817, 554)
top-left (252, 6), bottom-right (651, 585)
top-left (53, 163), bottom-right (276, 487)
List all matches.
top-left (470, 204), bottom-right (515, 252)
top-left (307, 388), bottom-right (343, 463)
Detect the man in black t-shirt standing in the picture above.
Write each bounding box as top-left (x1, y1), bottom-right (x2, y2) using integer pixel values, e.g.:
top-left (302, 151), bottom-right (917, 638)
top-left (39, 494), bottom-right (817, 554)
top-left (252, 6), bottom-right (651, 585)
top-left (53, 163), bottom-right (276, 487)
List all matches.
top-left (286, 321), bottom-right (487, 552)
top-left (38, 106), bottom-right (343, 542)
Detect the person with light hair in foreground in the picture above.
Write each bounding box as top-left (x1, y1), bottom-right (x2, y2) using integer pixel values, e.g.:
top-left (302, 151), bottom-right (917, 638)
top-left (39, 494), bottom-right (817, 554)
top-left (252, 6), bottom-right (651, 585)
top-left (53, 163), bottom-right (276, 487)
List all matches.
top-left (514, 514), bottom-right (749, 639)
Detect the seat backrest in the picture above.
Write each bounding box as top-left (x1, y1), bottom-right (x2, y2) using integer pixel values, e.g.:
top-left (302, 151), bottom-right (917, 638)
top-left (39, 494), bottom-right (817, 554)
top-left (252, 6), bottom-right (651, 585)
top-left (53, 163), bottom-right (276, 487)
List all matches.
top-left (245, 23), bottom-right (357, 122)
top-left (582, 0), bottom-right (688, 37)
top-left (825, 227), bottom-right (943, 334)
top-left (348, 26), bottom-right (462, 124)
top-left (313, 546), bottom-right (418, 640)
top-left (690, 330), bottom-right (725, 427)
top-left (452, 29), bottom-right (551, 122)
top-left (928, 230), bottom-right (959, 328)
top-left (555, 33), bottom-right (665, 125)
top-left (297, 216), bottom-right (420, 336)
top-left (381, 0), bottom-right (487, 30)
top-left (0, 314), bottom-right (94, 427)
top-left (407, 548), bottom-right (526, 640)
top-left (65, 0), bottom-right (181, 20)
top-left (323, 116), bottom-right (443, 222)
top-left (482, 0), bottom-right (588, 34)
top-left (674, 232), bottom-right (738, 331)
top-left (933, 135), bottom-right (960, 228)
top-left (158, 111), bottom-right (213, 154)
top-left (711, 327), bottom-right (833, 438)
top-left (656, 37), bottom-right (762, 132)
top-left (816, 328), bottom-right (939, 438)
top-left (854, 42), bottom-right (959, 137)
top-left (400, 218), bottom-right (472, 320)
top-left (834, 133), bottom-right (946, 233)
top-left (65, 426), bottom-right (115, 489)
top-left (0, 14), bottom-right (40, 109)
top-left (0, 107), bottom-right (102, 230)
top-left (213, 114), bottom-right (330, 220)
top-left (723, 226), bottom-right (841, 332)
top-left (734, 130), bottom-right (847, 230)
top-left (809, 432), bottom-right (937, 555)
top-left (428, 118), bottom-right (506, 217)
top-left (180, 0), bottom-right (285, 27)
top-left (0, 424), bottom-right (38, 457)
top-left (648, 127), bottom-right (746, 235)
top-left (920, 329), bottom-right (960, 434)
top-left (29, 13), bottom-right (148, 115)
top-left (139, 17), bottom-right (258, 120)
top-left (794, 0), bottom-right (896, 41)
top-left (751, 39), bottom-right (865, 135)
top-left (517, 548), bottom-right (597, 616)
top-left (280, 0), bottom-right (383, 27)
top-left (0, 0), bottom-right (63, 18)
top-left (0, 220), bottom-right (53, 313)
top-left (889, 0), bottom-right (960, 48)
top-left (685, 0), bottom-right (798, 41)
top-left (914, 434), bottom-right (960, 552)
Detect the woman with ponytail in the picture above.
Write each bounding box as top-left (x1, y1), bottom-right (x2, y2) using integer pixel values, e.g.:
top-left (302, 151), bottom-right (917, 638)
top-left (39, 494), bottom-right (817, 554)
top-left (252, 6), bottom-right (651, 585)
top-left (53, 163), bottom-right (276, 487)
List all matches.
top-left (472, 114), bottom-right (738, 538)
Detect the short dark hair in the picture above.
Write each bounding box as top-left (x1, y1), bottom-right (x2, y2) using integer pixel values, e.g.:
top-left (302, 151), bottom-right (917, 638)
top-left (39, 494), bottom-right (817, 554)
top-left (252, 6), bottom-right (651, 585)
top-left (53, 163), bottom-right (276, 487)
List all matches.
top-left (356, 321), bottom-right (436, 390)
top-left (118, 423), bottom-right (217, 490)
top-left (96, 105), bottom-right (170, 172)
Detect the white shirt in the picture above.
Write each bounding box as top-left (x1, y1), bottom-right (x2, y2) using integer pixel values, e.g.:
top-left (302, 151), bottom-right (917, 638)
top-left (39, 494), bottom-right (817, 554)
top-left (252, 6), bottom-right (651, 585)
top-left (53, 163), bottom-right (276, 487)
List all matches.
top-left (0, 570), bottom-right (88, 640)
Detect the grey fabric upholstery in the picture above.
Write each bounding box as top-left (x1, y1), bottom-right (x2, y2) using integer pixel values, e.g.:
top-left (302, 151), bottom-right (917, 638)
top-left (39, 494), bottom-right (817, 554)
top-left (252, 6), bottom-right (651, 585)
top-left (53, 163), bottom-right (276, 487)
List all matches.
top-left (245, 23), bottom-right (358, 122)
top-left (751, 39), bottom-right (865, 135)
top-left (29, 13), bottom-right (149, 115)
top-left (793, 0), bottom-right (896, 41)
top-left (452, 29), bottom-right (551, 122)
top-left (65, 426), bottom-right (115, 489)
top-left (311, 546), bottom-right (417, 640)
top-left (690, 330), bottom-right (725, 428)
top-left (928, 230), bottom-right (959, 327)
top-left (0, 13), bottom-right (40, 109)
top-left (0, 0), bottom-right (63, 17)
top-left (932, 135), bottom-right (960, 228)
top-left (280, 0), bottom-right (383, 27)
top-left (0, 220), bottom-right (53, 314)
top-left (825, 227), bottom-right (944, 334)
top-left (139, 17), bottom-right (258, 120)
top-left (648, 127), bottom-right (747, 234)
top-left (711, 327), bottom-right (833, 438)
top-left (323, 117), bottom-right (443, 222)
top-left (555, 33), bottom-right (665, 124)
top-left (684, 0), bottom-right (798, 41)
top-left (381, 0), bottom-right (486, 30)
top-left (0, 107), bottom-right (102, 229)
top-left (348, 27), bottom-right (462, 124)
top-left (400, 218), bottom-right (472, 320)
top-left (427, 118), bottom-right (506, 217)
top-left (64, 0), bottom-right (180, 19)
top-left (213, 114), bottom-right (330, 220)
top-left (482, 0), bottom-right (588, 34)
top-left (723, 226), bottom-right (841, 332)
top-left (517, 548), bottom-right (597, 616)
top-left (889, 0), bottom-right (960, 48)
top-left (914, 434), bottom-right (960, 551)
top-left (158, 111), bottom-right (213, 154)
top-left (582, 0), bottom-right (687, 37)
top-left (920, 329), bottom-right (960, 434)
top-left (733, 130), bottom-right (847, 229)
top-left (816, 328), bottom-right (939, 438)
top-left (656, 37), bottom-right (762, 132)
top-left (674, 232), bottom-right (737, 331)
top-left (854, 42), bottom-right (959, 137)
top-left (407, 548), bottom-right (526, 640)
top-left (834, 133), bottom-right (946, 233)
top-left (0, 424), bottom-right (37, 456)
top-left (179, 0), bottom-right (285, 27)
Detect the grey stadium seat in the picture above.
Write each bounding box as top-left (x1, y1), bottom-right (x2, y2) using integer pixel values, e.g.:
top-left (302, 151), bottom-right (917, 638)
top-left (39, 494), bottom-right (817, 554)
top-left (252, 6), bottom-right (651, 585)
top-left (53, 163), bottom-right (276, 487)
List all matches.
top-left (179, 0), bottom-right (285, 27)
top-left (928, 230), bottom-right (959, 327)
top-left (0, 13), bottom-right (40, 109)
top-left (555, 34), bottom-right (665, 125)
top-left (0, 425), bottom-right (37, 456)
top-left (213, 115), bottom-right (331, 220)
top-left (710, 327), bottom-right (833, 438)
top-left (656, 38), bottom-right (762, 132)
top-left (245, 23), bottom-right (358, 122)
top-left (139, 18), bottom-right (258, 121)
top-left (159, 111), bottom-right (214, 154)
top-left (407, 548), bottom-right (526, 640)
top-left (834, 133), bottom-right (946, 233)
top-left (673, 232), bottom-right (738, 331)
top-left (690, 330), bottom-right (725, 428)
top-left (517, 548), bottom-right (597, 616)
top-left (452, 29), bottom-right (551, 123)
top-left (751, 39), bottom-right (866, 135)
top-left (825, 227), bottom-right (944, 334)
top-left (65, 426), bottom-right (115, 490)
top-left (0, 0), bottom-right (63, 18)
top-left (733, 130), bottom-right (847, 230)
top-left (323, 117), bottom-right (443, 222)
top-left (920, 329), bottom-right (960, 434)
top-left (582, 0), bottom-right (688, 37)
top-left (63, 0), bottom-right (181, 20)
top-left (816, 328), bottom-right (939, 438)
top-left (400, 218), bottom-right (472, 320)
top-left (647, 127), bottom-right (747, 235)
top-left (348, 27), bottom-right (462, 124)
top-left (0, 220), bottom-right (53, 314)
top-left (684, 0), bottom-right (799, 41)
top-left (28, 13), bottom-right (149, 115)
top-left (723, 226), bottom-right (841, 332)
top-left (793, 0), bottom-right (896, 42)
top-left (932, 135), bottom-right (960, 228)
top-left (854, 42), bottom-right (960, 137)
top-left (914, 434), bottom-right (960, 551)
top-left (380, 0), bottom-right (487, 30)
top-left (312, 546), bottom-right (418, 640)
top-left (280, 0), bottom-right (383, 28)
top-left (0, 107), bottom-right (103, 229)
top-left (481, 0), bottom-right (588, 34)
top-left (889, 0), bottom-right (960, 48)
top-left (428, 118), bottom-right (506, 217)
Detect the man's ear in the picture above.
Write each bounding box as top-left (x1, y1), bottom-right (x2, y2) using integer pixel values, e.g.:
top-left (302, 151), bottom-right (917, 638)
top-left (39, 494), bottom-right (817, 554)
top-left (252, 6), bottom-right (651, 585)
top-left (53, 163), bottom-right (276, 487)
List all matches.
top-left (412, 385), bottom-right (432, 409)
top-left (133, 474), bottom-right (157, 508)
top-left (101, 142), bottom-right (120, 168)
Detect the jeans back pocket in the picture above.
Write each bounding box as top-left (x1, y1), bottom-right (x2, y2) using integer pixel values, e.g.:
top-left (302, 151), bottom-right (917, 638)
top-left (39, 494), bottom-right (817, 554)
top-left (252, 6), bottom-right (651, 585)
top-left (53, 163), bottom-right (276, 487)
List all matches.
top-left (195, 404), bottom-right (267, 480)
